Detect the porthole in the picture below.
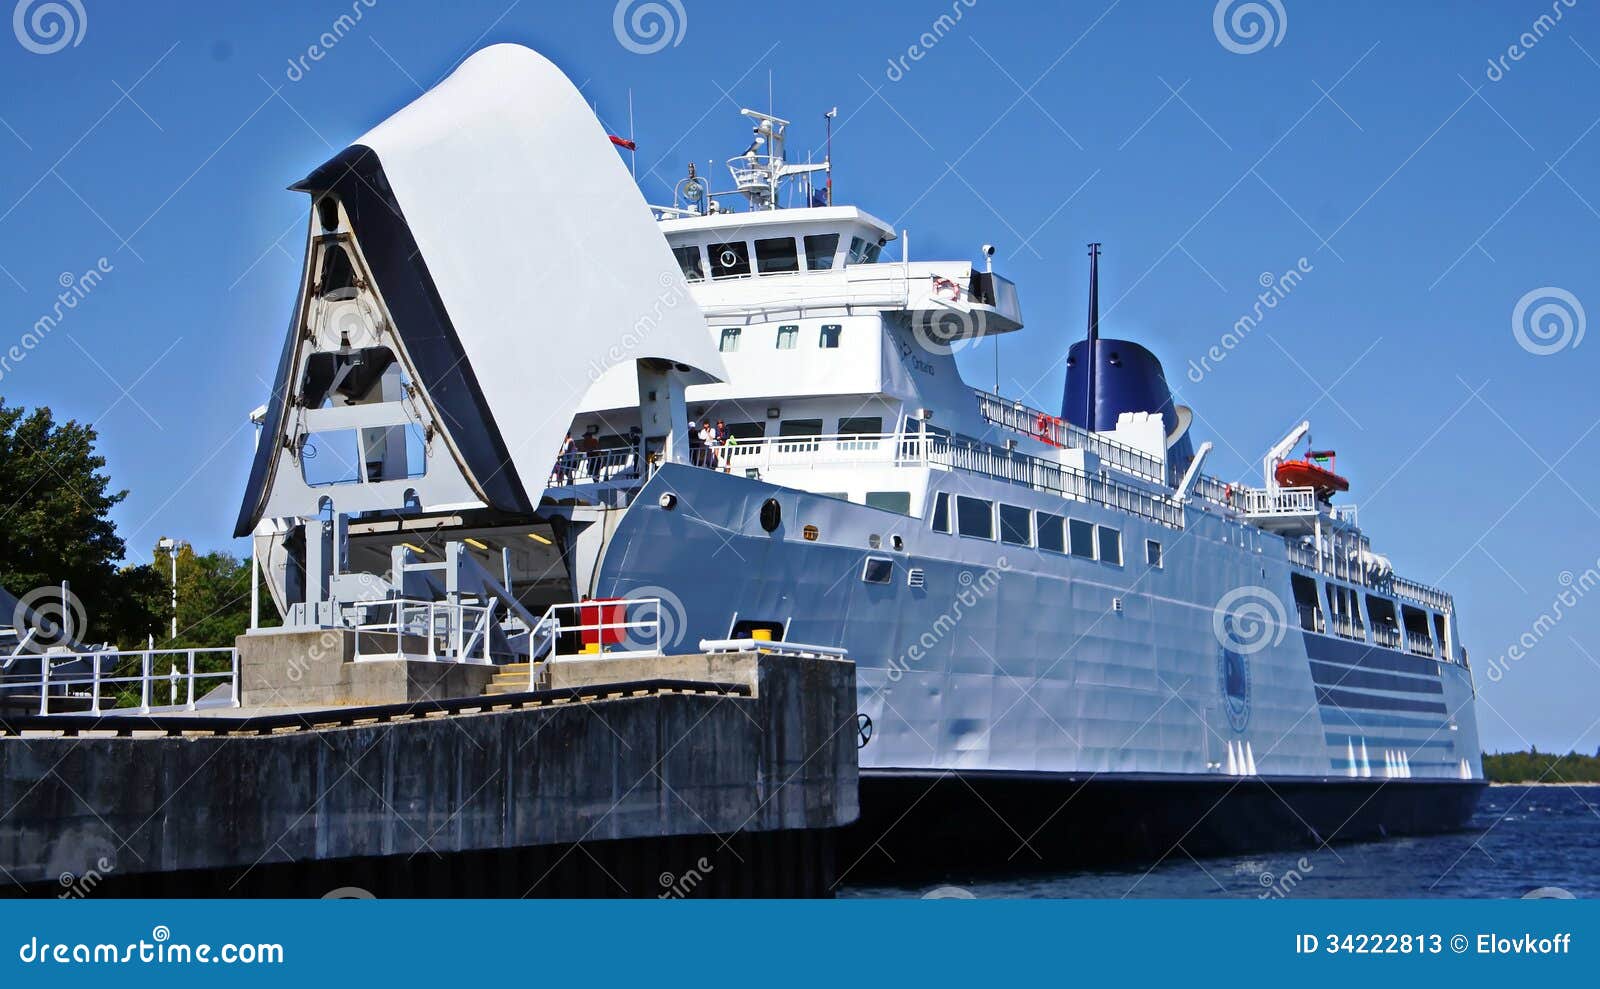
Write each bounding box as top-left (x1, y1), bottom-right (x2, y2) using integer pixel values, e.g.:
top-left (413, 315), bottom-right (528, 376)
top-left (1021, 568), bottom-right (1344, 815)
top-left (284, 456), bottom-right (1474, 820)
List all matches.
top-left (759, 498), bottom-right (781, 532)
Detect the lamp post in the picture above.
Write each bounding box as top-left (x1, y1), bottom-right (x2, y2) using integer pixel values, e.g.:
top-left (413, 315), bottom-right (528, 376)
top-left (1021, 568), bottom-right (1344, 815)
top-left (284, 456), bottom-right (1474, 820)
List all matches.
top-left (156, 537), bottom-right (178, 640)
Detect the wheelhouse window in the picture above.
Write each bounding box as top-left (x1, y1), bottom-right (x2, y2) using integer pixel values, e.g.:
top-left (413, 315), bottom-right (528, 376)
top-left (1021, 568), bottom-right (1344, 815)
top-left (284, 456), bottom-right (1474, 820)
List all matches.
top-left (725, 421), bottom-right (766, 441)
top-left (956, 496), bottom-right (994, 540)
top-left (1069, 519), bottom-right (1095, 558)
top-left (718, 327), bottom-right (741, 352)
top-left (709, 241), bottom-right (751, 278)
top-left (930, 491), bottom-right (952, 533)
top-left (819, 324), bottom-right (842, 348)
top-left (847, 236), bottom-right (883, 265)
top-left (1036, 513), bottom-right (1066, 553)
top-left (755, 237), bottom-right (799, 274)
top-left (1097, 526), bottom-right (1122, 565)
top-left (866, 491), bottom-right (911, 515)
top-left (804, 233), bottom-right (839, 270)
top-left (999, 505), bottom-right (1032, 547)
top-left (776, 324), bottom-right (799, 350)
top-left (671, 245), bottom-right (705, 282)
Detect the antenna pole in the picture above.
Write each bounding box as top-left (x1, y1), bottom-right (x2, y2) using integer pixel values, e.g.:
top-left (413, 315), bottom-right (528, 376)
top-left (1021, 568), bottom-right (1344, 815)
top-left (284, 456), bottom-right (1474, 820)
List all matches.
top-left (824, 107), bottom-right (837, 206)
top-left (628, 89), bottom-right (637, 180)
top-left (1085, 243), bottom-right (1101, 430)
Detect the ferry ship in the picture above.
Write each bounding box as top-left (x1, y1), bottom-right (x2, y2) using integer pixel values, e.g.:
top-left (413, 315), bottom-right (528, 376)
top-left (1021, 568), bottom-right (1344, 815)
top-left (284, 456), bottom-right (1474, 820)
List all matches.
top-left (232, 44), bottom-right (1484, 869)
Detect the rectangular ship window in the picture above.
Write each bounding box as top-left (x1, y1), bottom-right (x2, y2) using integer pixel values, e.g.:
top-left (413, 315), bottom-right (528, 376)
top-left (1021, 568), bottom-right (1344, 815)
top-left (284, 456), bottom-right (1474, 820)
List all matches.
top-left (957, 496), bottom-right (994, 539)
top-left (866, 491), bottom-right (911, 515)
top-left (862, 557), bottom-right (894, 585)
top-left (930, 492), bottom-right (952, 533)
top-left (671, 245), bottom-right (705, 281)
top-left (776, 324), bottom-right (798, 349)
top-left (804, 233), bottom-right (839, 270)
top-left (819, 324), bottom-right (842, 348)
top-left (1146, 539), bottom-right (1162, 569)
top-left (1069, 518), bottom-right (1096, 558)
top-left (755, 237), bottom-right (800, 274)
top-left (999, 505), bottom-right (1032, 546)
top-left (1098, 526), bottom-right (1122, 565)
top-left (838, 416), bottom-right (883, 435)
top-left (718, 327), bottom-right (741, 352)
top-left (1036, 513), bottom-right (1065, 553)
top-left (708, 241), bottom-right (751, 278)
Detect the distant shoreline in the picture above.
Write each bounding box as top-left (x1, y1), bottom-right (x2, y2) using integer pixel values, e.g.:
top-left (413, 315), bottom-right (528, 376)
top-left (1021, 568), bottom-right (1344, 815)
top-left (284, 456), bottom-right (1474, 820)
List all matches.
top-left (1489, 781), bottom-right (1600, 787)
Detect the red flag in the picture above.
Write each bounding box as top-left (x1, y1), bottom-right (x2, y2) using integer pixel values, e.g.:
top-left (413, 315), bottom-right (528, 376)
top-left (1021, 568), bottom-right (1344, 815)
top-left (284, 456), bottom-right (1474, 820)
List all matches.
top-left (609, 135), bottom-right (636, 151)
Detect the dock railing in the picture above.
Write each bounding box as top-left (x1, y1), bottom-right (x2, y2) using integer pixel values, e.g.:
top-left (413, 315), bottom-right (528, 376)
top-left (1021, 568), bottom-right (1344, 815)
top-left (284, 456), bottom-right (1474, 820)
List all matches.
top-left (0, 647), bottom-right (238, 716)
top-left (350, 598), bottom-right (498, 665)
top-left (527, 598), bottom-right (667, 687)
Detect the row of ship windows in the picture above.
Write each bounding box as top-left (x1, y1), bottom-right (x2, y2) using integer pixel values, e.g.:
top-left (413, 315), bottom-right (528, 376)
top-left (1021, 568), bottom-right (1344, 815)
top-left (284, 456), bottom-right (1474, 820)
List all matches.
top-left (673, 233), bottom-right (884, 282)
top-left (719, 324), bottom-right (841, 353)
top-left (928, 491), bottom-right (1162, 569)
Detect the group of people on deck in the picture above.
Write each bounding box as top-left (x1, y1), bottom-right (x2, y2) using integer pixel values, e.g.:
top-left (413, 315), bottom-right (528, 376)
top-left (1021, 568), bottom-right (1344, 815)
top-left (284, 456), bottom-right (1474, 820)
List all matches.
top-left (690, 419), bottom-right (732, 471)
top-left (554, 418), bottom-right (731, 483)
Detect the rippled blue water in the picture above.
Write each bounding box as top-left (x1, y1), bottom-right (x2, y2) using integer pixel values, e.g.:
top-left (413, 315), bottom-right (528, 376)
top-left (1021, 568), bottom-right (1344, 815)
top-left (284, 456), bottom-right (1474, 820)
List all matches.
top-left (841, 785), bottom-right (1600, 899)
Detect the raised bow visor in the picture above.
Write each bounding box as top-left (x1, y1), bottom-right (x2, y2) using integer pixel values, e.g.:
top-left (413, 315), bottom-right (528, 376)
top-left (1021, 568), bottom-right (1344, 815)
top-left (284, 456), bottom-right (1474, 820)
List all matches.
top-left (235, 43), bottom-right (725, 538)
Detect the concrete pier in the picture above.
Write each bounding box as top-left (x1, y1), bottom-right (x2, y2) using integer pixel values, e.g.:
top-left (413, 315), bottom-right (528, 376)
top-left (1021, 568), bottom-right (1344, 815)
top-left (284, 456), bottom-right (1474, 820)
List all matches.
top-left (0, 650), bottom-right (857, 897)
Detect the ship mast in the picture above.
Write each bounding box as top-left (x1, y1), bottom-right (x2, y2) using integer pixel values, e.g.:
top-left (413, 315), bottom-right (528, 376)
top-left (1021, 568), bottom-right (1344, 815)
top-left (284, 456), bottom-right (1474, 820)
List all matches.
top-left (1084, 242), bottom-right (1101, 430)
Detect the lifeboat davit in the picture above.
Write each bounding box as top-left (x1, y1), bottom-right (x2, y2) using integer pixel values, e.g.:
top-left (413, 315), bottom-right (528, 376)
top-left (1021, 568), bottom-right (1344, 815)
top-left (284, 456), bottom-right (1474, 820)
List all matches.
top-left (1274, 450), bottom-right (1349, 499)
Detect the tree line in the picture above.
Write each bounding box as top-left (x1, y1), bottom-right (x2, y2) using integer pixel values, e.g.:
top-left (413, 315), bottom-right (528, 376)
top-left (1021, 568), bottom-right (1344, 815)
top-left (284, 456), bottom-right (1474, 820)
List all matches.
top-left (1481, 749), bottom-right (1600, 784)
top-left (1, 400), bottom-right (262, 653)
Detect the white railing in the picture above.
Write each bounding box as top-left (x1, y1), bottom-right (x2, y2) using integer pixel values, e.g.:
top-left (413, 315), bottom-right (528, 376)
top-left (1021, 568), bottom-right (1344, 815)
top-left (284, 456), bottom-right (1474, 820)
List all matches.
top-left (1372, 625), bottom-right (1402, 649)
top-left (1329, 614), bottom-right (1365, 642)
top-left (699, 638), bottom-right (847, 659)
top-left (974, 389), bottom-right (1167, 483)
top-left (0, 647), bottom-right (238, 716)
top-left (528, 598), bottom-right (667, 686)
top-left (1405, 630), bottom-right (1437, 658)
top-left (1392, 576), bottom-right (1453, 613)
top-left (548, 449), bottom-right (644, 488)
top-left (350, 598), bottom-right (498, 665)
top-left (1241, 486), bottom-right (1317, 516)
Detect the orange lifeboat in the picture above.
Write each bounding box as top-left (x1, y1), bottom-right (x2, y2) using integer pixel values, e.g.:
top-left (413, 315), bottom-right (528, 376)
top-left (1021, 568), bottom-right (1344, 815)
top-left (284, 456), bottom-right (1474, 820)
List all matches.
top-left (1274, 450), bottom-right (1349, 499)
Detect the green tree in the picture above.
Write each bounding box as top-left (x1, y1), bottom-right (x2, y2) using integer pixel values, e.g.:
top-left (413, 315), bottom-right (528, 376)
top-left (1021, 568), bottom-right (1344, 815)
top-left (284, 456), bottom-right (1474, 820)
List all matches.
top-left (0, 400), bottom-right (164, 644)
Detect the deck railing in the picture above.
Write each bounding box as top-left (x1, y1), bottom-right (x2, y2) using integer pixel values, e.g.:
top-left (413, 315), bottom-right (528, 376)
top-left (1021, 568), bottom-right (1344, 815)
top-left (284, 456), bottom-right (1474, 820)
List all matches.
top-left (973, 389), bottom-right (1167, 483)
top-left (0, 647), bottom-right (238, 716)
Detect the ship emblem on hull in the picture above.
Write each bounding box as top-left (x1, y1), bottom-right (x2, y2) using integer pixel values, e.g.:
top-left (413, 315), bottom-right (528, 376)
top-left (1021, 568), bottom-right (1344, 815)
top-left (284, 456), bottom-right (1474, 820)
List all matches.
top-left (1217, 616), bottom-right (1253, 733)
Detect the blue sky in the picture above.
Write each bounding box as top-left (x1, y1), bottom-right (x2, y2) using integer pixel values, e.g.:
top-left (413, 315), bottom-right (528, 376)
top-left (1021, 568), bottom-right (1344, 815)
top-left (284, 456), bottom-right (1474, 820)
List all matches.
top-left (0, 0), bottom-right (1595, 752)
